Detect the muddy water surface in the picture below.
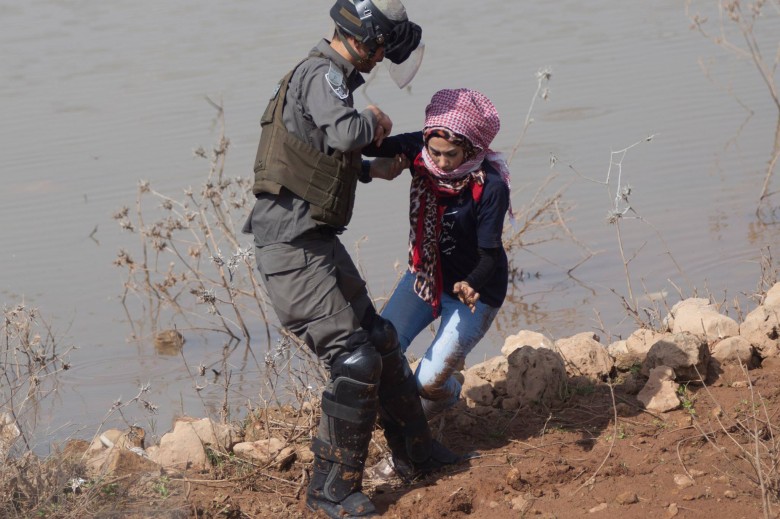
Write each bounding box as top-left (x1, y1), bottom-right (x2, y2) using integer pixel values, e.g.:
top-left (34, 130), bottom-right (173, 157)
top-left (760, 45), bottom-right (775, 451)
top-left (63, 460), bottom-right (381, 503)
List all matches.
top-left (1, 0), bottom-right (779, 450)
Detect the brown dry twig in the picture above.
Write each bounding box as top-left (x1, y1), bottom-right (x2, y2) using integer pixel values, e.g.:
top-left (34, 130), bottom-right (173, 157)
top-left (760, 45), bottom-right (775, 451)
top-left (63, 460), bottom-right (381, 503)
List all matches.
top-left (571, 383), bottom-right (619, 495)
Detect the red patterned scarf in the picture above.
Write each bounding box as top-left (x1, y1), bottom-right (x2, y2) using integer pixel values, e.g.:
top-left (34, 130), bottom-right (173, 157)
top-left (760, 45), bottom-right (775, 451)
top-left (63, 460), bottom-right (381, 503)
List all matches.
top-left (407, 89), bottom-right (511, 314)
top-left (409, 153), bottom-right (484, 316)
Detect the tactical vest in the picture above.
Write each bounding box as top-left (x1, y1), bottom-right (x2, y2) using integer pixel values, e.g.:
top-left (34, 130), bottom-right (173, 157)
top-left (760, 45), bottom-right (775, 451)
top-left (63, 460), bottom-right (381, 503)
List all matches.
top-left (252, 53), bottom-right (362, 228)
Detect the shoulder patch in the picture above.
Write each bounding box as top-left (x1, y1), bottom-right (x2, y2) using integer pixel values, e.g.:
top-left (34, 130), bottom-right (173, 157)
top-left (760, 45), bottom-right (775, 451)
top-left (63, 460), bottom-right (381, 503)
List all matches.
top-left (325, 62), bottom-right (349, 100)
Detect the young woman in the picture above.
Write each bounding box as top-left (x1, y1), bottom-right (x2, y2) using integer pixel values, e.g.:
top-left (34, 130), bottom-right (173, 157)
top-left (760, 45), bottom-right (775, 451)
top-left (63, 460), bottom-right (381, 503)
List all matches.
top-left (365, 88), bottom-right (511, 419)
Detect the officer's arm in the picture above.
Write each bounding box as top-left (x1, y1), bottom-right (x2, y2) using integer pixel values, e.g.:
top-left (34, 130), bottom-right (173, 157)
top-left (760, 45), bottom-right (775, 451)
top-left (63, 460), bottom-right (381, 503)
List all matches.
top-left (303, 63), bottom-right (377, 152)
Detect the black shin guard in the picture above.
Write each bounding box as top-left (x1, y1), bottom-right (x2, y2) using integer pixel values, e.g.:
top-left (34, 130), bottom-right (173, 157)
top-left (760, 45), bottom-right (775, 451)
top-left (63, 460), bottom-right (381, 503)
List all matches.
top-left (307, 333), bottom-right (381, 518)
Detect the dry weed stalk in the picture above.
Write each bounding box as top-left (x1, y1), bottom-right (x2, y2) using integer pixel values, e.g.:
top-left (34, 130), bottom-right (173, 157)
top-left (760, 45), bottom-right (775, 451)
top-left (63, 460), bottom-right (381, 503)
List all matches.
top-left (686, 0), bottom-right (780, 204)
top-left (500, 67), bottom-right (592, 278)
top-left (0, 305), bottom-right (120, 519)
top-left (254, 332), bottom-right (326, 428)
top-left (113, 98), bottom-right (272, 349)
top-left (109, 100), bottom-right (318, 439)
top-left (501, 175), bottom-right (573, 255)
top-left (507, 67), bottom-right (552, 165)
top-left (0, 450), bottom-right (89, 519)
top-left (561, 135), bottom-right (693, 331)
top-left (504, 68), bottom-right (566, 254)
top-left (571, 383), bottom-right (620, 495)
top-left (87, 383), bottom-right (160, 447)
top-left (1, 304), bottom-right (75, 453)
top-left (109, 99), bottom-right (353, 455)
top-left (690, 364), bottom-right (779, 518)
top-left (756, 246), bottom-right (779, 303)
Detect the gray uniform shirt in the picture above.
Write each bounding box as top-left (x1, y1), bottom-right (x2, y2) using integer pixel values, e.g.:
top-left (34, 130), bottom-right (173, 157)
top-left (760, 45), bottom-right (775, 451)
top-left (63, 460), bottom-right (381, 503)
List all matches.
top-left (243, 39), bottom-right (377, 245)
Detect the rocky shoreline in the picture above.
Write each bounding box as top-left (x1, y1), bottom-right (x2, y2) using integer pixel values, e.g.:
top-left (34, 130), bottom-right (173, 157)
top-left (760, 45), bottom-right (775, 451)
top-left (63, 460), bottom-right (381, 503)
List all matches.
top-left (1, 282), bottom-right (779, 517)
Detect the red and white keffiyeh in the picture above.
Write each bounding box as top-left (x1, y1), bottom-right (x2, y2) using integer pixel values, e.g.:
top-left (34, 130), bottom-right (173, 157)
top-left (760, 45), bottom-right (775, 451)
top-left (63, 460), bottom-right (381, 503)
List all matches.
top-left (408, 88), bottom-right (513, 315)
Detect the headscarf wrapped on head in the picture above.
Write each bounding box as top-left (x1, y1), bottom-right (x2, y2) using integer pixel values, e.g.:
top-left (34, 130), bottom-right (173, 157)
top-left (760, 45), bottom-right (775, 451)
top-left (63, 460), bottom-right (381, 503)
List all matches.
top-left (409, 88), bottom-right (513, 315)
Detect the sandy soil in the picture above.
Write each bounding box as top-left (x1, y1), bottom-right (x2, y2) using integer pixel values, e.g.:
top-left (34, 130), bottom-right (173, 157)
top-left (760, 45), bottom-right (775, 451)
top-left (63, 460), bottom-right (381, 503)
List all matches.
top-left (102, 356), bottom-right (780, 519)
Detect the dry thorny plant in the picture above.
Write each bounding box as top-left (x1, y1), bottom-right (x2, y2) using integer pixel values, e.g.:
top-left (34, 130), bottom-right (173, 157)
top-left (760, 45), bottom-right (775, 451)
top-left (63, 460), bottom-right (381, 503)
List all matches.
top-left (0, 304), bottom-right (182, 518)
top-left (0, 305), bottom-right (92, 519)
top-left (0, 450), bottom-right (88, 519)
top-left (551, 134), bottom-right (690, 335)
top-left (539, 0), bottom-right (780, 337)
top-left (552, 129), bottom-right (780, 338)
top-left (112, 98), bottom-right (273, 350)
top-left (690, 363), bottom-right (780, 519)
top-left (0, 331), bottom-right (324, 518)
top-left (560, 124), bottom-right (779, 340)
top-left (110, 99), bottom-right (287, 429)
top-left (500, 67), bottom-right (588, 284)
top-left (686, 0), bottom-right (780, 206)
top-left (1, 304), bottom-right (75, 454)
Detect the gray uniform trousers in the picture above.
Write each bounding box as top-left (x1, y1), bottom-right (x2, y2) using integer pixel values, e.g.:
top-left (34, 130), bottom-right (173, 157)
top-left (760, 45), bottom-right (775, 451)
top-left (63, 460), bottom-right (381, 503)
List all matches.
top-left (254, 229), bottom-right (373, 367)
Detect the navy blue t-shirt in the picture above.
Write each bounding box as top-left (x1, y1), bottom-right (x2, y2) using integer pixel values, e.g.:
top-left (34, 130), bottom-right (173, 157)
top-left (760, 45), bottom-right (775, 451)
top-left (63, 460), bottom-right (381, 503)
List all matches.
top-left (364, 132), bottom-right (509, 308)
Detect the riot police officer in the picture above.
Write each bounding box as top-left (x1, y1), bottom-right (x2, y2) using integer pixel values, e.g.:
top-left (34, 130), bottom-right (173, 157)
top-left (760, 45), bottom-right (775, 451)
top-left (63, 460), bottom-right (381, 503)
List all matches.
top-left (244, 1), bottom-right (459, 517)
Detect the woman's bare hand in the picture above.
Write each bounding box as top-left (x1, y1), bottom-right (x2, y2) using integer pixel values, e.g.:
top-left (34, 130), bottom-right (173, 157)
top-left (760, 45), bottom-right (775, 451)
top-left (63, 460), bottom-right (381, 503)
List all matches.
top-left (453, 281), bottom-right (480, 313)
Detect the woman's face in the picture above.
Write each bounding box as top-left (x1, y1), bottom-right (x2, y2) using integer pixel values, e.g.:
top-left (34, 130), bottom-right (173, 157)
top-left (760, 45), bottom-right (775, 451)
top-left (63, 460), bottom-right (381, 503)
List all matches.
top-left (426, 136), bottom-right (465, 172)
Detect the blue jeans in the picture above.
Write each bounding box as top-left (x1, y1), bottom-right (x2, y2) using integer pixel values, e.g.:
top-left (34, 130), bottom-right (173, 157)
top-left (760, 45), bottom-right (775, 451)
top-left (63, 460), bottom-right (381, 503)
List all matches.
top-left (380, 270), bottom-right (500, 418)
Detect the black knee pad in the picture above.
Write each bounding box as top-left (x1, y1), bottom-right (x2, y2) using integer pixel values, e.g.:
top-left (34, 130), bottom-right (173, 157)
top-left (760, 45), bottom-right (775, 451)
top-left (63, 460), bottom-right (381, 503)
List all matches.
top-left (368, 315), bottom-right (399, 355)
top-left (313, 331), bottom-right (381, 504)
top-left (331, 330), bottom-right (382, 385)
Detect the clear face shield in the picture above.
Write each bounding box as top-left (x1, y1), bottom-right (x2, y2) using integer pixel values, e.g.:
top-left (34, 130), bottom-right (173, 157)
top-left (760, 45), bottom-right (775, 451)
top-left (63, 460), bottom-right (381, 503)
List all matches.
top-left (336, 0), bottom-right (423, 88)
top-left (386, 40), bottom-right (424, 89)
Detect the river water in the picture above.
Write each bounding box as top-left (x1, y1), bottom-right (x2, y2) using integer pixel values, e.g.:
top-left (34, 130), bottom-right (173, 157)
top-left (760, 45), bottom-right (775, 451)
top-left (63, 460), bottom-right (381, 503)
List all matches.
top-left (1, 0), bottom-right (779, 451)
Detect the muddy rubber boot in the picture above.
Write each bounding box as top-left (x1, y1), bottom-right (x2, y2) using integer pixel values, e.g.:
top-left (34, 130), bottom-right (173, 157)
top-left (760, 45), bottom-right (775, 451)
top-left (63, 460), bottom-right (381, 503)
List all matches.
top-left (370, 317), bottom-right (463, 482)
top-left (306, 337), bottom-right (381, 518)
top-left (378, 351), bottom-right (462, 481)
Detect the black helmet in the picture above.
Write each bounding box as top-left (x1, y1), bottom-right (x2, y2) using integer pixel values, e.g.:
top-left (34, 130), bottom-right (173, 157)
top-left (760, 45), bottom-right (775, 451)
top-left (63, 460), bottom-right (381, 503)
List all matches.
top-left (330, 0), bottom-right (421, 64)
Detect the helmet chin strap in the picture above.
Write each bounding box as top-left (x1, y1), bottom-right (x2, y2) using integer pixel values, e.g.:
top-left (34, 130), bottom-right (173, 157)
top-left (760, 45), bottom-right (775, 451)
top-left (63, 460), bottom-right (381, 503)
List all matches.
top-left (335, 30), bottom-right (372, 68)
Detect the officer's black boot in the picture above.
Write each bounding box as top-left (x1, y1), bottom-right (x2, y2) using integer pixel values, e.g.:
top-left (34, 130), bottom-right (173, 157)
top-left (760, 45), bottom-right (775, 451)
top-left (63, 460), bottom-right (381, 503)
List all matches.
top-left (369, 317), bottom-right (462, 482)
top-left (306, 333), bottom-right (381, 519)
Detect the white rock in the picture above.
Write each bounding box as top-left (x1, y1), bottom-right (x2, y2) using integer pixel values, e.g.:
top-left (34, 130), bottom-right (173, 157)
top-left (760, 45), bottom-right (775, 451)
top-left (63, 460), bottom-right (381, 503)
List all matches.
top-left (607, 339), bottom-right (629, 362)
top-left (505, 346), bottom-right (568, 407)
top-left (711, 336), bottom-right (756, 367)
top-left (554, 332), bottom-right (614, 381)
top-left (671, 302), bottom-right (739, 341)
top-left (740, 305), bottom-right (780, 359)
top-left (511, 495), bottom-right (534, 513)
top-left (673, 474), bottom-right (694, 488)
top-left (610, 328), bottom-right (665, 371)
top-left (233, 437), bottom-right (284, 462)
top-left (626, 328), bottom-right (664, 357)
top-left (765, 282), bottom-right (780, 307)
top-left (461, 369), bottom-right (496, 408)
top-left (467, 356), bottom-right (508, 384)
top-left (643, 332), bottom-right (710, 382)
top-left (609, 340), bottom-right (633, 371)
top-left (663, 298), bottom-right (711, 331)
top-left (233, 438), bottom-right (296, 469)
top-left (501, 330), bottom-right (554, 357)
top-left (171, 417), bottom-right (239, 451)
top-left (637, 366), bottom-right (680, 413)
top-left (152, 421), bottom-right (209, 471)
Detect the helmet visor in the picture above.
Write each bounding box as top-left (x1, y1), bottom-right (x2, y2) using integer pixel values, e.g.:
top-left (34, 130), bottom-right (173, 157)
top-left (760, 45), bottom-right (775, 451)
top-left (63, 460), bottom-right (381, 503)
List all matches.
top-left (386, 40), bottom-right (424, 89)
